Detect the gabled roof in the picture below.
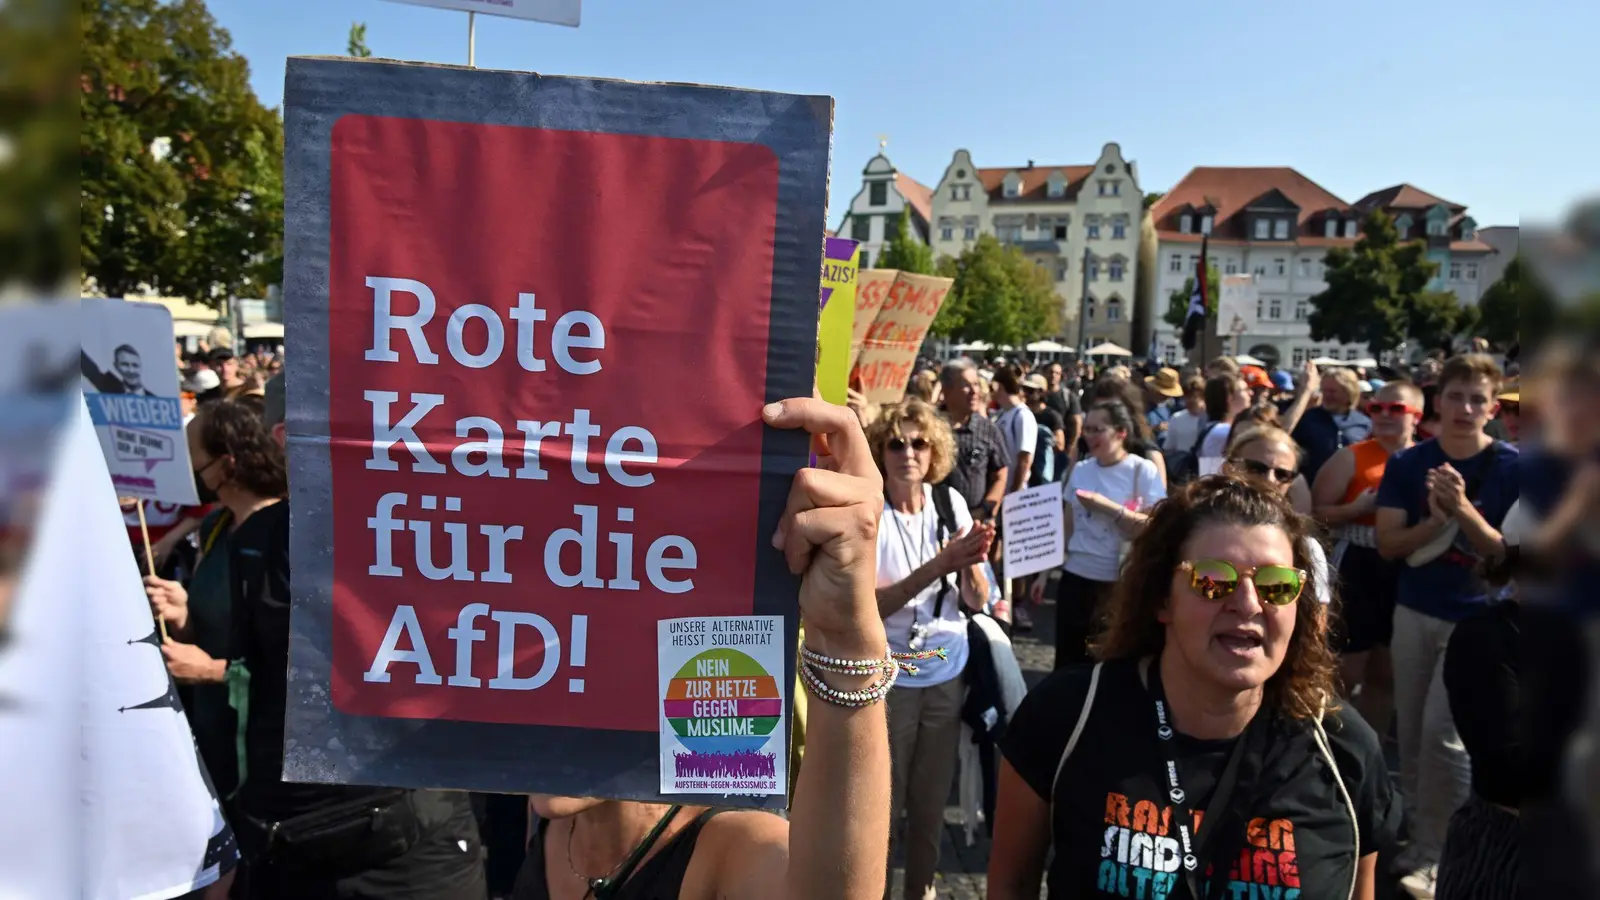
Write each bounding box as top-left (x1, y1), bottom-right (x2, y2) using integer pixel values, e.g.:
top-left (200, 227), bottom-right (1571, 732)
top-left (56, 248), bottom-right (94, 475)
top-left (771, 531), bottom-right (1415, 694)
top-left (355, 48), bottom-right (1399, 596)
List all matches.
top-left (1353, 183), bottom-right (1465, 214)
top-left (975, 165), bottom-right (1095, 202)
top-left (1150, 166), bottom-right (1352, 243)
top-left (895, 172), bottom-right (934, 224)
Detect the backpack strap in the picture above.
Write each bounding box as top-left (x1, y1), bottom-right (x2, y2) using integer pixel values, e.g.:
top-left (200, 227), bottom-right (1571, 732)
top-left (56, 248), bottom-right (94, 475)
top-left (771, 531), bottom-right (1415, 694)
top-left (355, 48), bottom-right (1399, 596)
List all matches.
top-left (1048, 661), bottom-right (1103, 846)
top-left (929, 486), bottom-right (959, 618)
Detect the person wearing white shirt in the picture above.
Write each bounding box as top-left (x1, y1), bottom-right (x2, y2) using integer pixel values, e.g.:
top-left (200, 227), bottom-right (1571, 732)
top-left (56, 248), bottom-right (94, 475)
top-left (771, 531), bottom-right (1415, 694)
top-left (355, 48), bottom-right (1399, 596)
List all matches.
top-left (867, 400), bottom-right (994, 900)
top-left (1162, 374), bottom-right (1208, 454)
top-left (1051, 400), bottom-right (1165, 668)
top-left (1198, 373), bottom-right (1252, 475)
top-left (991, 369), bottom-right (1038, 495)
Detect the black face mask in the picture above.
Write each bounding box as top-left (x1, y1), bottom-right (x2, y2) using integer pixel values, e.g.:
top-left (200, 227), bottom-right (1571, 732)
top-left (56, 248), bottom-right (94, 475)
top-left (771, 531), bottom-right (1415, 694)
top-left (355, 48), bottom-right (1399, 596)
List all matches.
top-left (194, 462), bottom-right (219, 504)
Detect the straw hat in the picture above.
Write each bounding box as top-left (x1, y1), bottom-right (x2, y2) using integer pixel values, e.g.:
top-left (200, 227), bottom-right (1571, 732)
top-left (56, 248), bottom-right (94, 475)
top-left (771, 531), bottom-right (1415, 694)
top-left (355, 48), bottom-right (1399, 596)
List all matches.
top-left (1144, 367), bottom-right (1183, 398)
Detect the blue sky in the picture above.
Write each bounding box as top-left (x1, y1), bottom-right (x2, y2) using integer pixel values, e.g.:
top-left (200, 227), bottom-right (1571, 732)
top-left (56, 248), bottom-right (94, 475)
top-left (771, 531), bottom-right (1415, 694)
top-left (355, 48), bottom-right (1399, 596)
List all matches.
top-left (210, 0), bottom-right (1595, 230)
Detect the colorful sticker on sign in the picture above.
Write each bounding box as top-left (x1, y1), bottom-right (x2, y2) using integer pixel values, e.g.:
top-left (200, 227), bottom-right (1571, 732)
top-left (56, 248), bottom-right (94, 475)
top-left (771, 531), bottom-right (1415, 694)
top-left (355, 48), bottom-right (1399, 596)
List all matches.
top-left (659, 616), bottom-right (787, 796)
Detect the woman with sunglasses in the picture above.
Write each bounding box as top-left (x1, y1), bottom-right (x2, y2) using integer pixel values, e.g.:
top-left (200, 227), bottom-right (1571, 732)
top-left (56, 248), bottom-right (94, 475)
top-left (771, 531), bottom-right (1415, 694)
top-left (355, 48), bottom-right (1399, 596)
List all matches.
top-left (864, 399), bottom-right (994, 900)
top-left (1311, 380), bottom-right (1423, 739)
top-left (988, 477), bottom-right (1400, 900)
top-left (1051, 400), bottom-right (1166, 669)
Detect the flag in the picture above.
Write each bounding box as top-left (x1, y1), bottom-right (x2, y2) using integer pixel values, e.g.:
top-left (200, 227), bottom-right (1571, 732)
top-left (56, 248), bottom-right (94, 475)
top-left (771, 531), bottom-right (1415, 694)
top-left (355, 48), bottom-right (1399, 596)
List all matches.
top-left (1180, 234), bottom-right (1209, 351)
top-left (0, 399), bottom-right (238, 899)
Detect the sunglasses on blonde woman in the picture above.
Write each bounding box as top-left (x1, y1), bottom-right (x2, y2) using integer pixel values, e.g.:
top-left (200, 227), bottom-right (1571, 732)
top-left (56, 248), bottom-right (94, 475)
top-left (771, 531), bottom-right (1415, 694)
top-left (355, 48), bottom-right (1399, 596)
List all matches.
top-left (1228, 457), bottom-right (1297, 485)
top-left (887, 437), bottom-right (930, 453)
top-left (1178, 559), bottom-right (1307, 606)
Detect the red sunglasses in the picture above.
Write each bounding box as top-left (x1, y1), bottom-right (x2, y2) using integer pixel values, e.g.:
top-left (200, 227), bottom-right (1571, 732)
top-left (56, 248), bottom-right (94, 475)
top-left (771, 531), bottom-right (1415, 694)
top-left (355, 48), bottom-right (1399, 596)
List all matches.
top-left (1366, 401), bottom-right (1420, 417)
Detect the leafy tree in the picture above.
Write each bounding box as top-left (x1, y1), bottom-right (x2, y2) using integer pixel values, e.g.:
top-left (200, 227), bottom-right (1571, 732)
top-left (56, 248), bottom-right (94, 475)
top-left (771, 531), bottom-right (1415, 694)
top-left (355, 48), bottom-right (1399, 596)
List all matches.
top-left (1307, 209), bottom-right (1436, 354)
top-left (1475, 254), bottom-right (1552, 348)
top-left (81, 0), bottom-right (284, 304)
top-left (1143, 191), bottom-right (1165, 210)
top-left (347, 22), bottom-right (372, 57)
top-left (931, 234), bottom-right (1057, 346)
top-left (0, 0), bottom-right (78, 289)
top-left (1164, 264), bottom-right (1220, 329)
top-left (1407, 290), bottom-right (1474, 352)
top-left (876, 208), bottom-right (933, 274)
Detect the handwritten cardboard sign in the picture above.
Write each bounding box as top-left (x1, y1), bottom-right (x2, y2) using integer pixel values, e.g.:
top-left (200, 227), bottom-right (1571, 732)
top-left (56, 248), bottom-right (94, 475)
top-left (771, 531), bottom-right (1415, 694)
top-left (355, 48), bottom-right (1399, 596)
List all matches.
top-left (849, 271), bottom-right (953, 404)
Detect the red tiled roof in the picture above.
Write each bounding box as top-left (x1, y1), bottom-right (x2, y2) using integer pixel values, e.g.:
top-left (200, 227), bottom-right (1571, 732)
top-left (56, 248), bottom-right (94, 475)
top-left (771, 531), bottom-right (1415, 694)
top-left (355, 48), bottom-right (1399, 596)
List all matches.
top-left (1150, 166), bottom-right (1352, 241)
top-left (895, 172), bottom-right (934, 224)
top-left (975, 165), bottom-right (1095, 202)
top-left (1449, 239), bottom-right (1494, 253)
top-left (1354, 183), bottom-right (1463, 213)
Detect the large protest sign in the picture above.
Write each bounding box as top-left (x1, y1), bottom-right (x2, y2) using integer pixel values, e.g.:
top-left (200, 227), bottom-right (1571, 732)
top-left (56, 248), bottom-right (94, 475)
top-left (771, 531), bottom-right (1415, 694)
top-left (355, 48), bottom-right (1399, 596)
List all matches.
top-left (850, 271), bottom-right (953, 404)
top-left (1000, 481), bottom-right (1065, 579)
top-left (281, 57), bottom-right (830, 806)
top-left (78, 298), bottom-right (198, 505)
top-left (816, 237), bottom-right (859, 405)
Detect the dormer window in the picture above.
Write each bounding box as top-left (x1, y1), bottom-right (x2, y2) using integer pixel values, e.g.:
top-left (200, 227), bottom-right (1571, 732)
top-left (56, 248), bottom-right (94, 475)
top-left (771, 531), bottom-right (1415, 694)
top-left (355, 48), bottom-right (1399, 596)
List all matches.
top-left (1395, 215), bottom-right (1412, 239)
top-left (1273, 219), bottom-right (1290, 240)
top-left (1047, 173), bottom-right (1066, 198)
top-left (1426, 218), bottom-right (1447, 237)
top-left (1324, 219), bottom-right (1338, 238)
top-left (1344, 220), bottom-right (1358, 239)
top-left (1460, 222), bottom-right (1476, 241)
top-left (1003, 174), bottom-right (1022, 198)
top-left (1200, 215), bottom-right (1213, 234)
top-left (1254, 219), bottom-right (1270, 240)
top-left (1180, 214), bottom-right (1193, 234)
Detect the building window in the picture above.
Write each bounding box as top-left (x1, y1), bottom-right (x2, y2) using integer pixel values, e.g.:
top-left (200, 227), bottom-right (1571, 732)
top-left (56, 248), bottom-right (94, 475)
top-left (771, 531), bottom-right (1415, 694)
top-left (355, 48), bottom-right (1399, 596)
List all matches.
top-left (1427, 218), bottom-right (1447, 237)
top-left (1269, 298), bottom-right (1282, 320)
top-left (1346, 348), bottom-right (1361, 361)
top-left (939, 218), bottom-right (954, 241)
top-left (1449, 261), bottom-right (1462, 280)
top-left (997, 224), bottom-right (1023, 242)
top-left (1047, 179), bottom-right (1064, 199)
top-left (1107, 298), bottom-right (1123, 321)
top-left (851, 217), bottom-right (869, 241)
top-left (1189, 254), bottom-right (1200, 273)
top-left (1169, 253), bottom-right (1183, 273)
top-left (1461, 224), bottom-right (1476, 240)
top-left (1253, 263), bottom-right (1266, 276)
top-left (1344, 220), bottom-right (1358, 239)
top-left (1200, 215), bottom-right (1213, 234)
top-left (860, 250), bottom-right (870, 269)
top-left (1109, 258), bottom-right (1125, 281)
top-left (951, 184), bottom-right (971, 202)
top-left (1036, 215), bottom-right (1051, 235)
top-left (1112, 218), bottom-right (1127, 240)
top-left (1295, 299), bottom-right (1308, 321)
top-left (1299, 257), bottom-right (1313, 277)
top-left (1088, 258), bottom-right (1100, 280)
top-left (1086, 298), bottom-right (1097, 320)
top-left (1054, 220), bottom-right (1069, 240)
top-left (1254, 219), bottom-right (1270, 240)
top-left (1292, 348), bottom-right (1306, 365)
top-left (963, 218), bottom-right (977, 240)
top-left (869, 181), bottom-right (887, 206)
top-left (1111, 180), bottom-right (1120, 195)
top-left (1086, 218), bottom-right (1101, 240)
top-left (1056, 259), bottom-right (1068, 282)
top-left (1273, 258), bottom-right (1286, 276)
top-left (1180, 214), bottom-right (1193, 234)
top-left (1466, 263), bottom-right (1478, 280)
top-left (1395, 216), bottom-right (1411, 239)
top-left (1225, 260), bottom-right (1239, 275)
top-left (1256, 299), bottom-right (1264, 319)
top-left (1325, 219), bottom-right (1338, 238)
top-left (1273, 219), bottom-right (1290, 240)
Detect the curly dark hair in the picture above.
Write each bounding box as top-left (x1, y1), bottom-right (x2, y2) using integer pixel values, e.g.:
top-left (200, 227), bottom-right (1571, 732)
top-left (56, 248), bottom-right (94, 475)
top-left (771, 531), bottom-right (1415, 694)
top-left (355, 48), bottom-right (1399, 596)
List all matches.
top-left (1092, 475), bottom-right (1338, 721)
top-left (194, 399), bottom-right (288, 499)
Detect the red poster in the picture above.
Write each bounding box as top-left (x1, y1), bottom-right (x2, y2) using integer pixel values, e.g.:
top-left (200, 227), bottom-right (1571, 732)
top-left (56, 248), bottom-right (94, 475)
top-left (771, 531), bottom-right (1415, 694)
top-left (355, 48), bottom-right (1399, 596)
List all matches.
top-left (326, 115), bottom-right (780, 730)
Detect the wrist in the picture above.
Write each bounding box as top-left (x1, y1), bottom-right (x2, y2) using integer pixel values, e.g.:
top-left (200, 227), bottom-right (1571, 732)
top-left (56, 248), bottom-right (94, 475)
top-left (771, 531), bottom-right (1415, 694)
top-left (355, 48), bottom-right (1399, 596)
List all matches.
top-left (805, 620), bottom-right (888, 664)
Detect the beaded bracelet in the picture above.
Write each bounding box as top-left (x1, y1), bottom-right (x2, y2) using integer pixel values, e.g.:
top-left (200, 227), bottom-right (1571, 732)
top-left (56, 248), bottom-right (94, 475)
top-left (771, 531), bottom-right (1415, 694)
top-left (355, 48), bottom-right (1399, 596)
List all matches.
top-left (799, 655), bottom-right (898, 708)
top-left (801, 644), bottom-right (947, 677)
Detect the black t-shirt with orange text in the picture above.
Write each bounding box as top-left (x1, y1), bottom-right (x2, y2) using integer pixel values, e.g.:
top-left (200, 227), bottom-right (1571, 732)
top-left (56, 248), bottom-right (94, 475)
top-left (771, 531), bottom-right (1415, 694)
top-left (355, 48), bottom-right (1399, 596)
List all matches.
top-left (1002, 658), bottom-right (1400, 900)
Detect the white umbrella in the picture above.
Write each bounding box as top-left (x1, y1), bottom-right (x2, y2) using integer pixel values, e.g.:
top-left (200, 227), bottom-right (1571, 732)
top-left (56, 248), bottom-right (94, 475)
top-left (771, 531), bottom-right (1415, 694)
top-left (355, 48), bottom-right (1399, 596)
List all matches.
top-left (1026, 339), bottom-right (1069, 353)
top-left (1085, 341), bottom-right (1132, 357)
top-left (955, 340), bottom-right (992, 352)
top-left (1351, 357), bottom-right (1379, 369)
top-left (1233, 354), bottom-right (1267, 367)
top-left (1311, 356), bottom-right (1345, 367)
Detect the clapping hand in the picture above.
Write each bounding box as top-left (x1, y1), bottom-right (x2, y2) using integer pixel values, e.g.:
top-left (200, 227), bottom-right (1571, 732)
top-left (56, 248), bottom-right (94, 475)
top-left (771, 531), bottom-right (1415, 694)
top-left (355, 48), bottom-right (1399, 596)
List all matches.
top-left (937, 521), bottom-right (995, 575)
top-left (1426, 464), bottom-right (1468, 517)
top-left (1075, 489), bottom-right (1126, 518)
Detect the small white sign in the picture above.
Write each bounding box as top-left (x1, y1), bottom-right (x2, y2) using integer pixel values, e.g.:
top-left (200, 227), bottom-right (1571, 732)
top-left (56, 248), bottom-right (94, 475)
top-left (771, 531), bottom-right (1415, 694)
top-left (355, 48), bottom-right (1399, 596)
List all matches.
top-left (79, 298), bottom-right (198, 505)
top-left (658, 617), bottom-right (788, 796)
top-left (1001, 481), bottom-right (1066, 579)
top-left (1215, 273), bottom-right (1259, 338)
top-left (379, 0), bottom-right (581, 27)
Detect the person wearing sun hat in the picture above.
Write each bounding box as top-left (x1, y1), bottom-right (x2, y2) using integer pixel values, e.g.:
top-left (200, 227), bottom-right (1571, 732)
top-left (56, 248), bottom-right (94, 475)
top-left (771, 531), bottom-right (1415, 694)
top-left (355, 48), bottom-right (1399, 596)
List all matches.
top-left (1141, 367), bottom-right (1184, 438)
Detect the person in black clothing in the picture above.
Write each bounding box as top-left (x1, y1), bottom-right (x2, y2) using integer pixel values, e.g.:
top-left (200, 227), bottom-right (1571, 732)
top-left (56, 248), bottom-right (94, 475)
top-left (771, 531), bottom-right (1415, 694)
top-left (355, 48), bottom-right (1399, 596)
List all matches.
top-left (988, 477), bottom-right (1399, 900)
top-left (936, 359), bottom-right (1008, 521)
top-left (227, 375), bottom-right (486, 899)
top-left (511, 399), bottom-right (895, 900)
top-left (1043, 361), bottom-right (1082, 457)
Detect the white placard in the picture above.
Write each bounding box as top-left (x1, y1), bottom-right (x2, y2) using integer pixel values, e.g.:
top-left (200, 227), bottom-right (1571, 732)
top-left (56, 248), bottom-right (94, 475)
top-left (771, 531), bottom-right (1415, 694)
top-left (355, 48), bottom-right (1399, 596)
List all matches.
top-left (658, 616), bottom-right (787, 796)
top-left (1215, 273), bottom-right (1259, 337)
top-left (380, 0), bottom-right (580, 26)
top-left (1001, 481), bottom-right (1066, 579)
top-left (79, 298), bottom-right (198, 505)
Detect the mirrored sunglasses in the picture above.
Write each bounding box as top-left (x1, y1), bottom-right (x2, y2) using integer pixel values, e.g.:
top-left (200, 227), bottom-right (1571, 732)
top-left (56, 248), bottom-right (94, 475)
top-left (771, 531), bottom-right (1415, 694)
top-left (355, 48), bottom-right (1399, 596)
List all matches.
top-left (1179, 558), bottom-right (1307, 606)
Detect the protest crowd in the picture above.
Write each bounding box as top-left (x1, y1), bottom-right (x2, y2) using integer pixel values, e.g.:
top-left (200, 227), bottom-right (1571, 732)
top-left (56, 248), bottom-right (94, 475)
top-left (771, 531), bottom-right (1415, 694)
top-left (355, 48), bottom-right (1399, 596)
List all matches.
top-left (106, 313), bottom-right (1595, 900)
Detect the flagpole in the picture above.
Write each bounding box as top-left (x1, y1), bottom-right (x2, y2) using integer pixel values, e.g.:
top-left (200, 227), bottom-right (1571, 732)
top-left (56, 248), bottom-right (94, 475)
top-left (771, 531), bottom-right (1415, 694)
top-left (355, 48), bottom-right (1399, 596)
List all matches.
top-left (466, 11), bottom-right (477, 67)
top-left (1076, 245), bottom-right (1091, 354)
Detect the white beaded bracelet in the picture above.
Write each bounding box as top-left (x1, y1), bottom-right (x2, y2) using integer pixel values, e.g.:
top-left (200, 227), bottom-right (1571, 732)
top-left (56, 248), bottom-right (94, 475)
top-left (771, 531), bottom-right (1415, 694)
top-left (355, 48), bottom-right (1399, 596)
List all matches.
top-left (799, 656), bottom-right (898, 708)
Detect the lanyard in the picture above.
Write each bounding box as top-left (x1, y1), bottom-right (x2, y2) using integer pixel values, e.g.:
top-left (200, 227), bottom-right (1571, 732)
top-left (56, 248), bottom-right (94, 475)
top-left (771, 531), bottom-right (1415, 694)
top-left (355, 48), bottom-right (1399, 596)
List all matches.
top-left (1147, 661), bottom-right (1251, 900)
top-left (887, 500), bottom-right (940, 643)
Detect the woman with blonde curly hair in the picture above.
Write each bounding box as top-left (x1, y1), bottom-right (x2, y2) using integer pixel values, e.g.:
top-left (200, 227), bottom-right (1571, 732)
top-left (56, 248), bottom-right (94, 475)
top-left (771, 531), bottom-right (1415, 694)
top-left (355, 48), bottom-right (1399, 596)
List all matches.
top-left (989, 477), bottom-right (1399, 900)
top-left (864, 399), bottom-right (994, 900)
